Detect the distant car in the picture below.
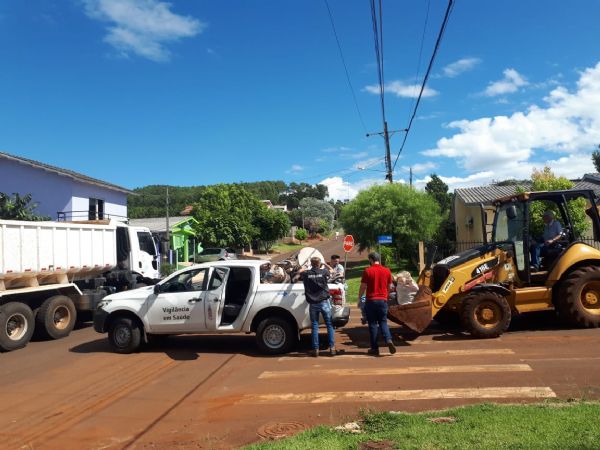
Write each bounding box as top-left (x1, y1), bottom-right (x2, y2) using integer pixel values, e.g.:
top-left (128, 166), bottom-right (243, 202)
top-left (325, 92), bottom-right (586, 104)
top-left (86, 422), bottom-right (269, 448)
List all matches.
top-left (195, 247), bottom-right (237, 263)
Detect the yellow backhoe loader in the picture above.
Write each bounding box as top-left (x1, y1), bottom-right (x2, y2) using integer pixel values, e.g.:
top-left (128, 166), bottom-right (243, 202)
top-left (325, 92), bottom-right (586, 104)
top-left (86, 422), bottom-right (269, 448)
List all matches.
top-left (389, 189), bottom-right (600, 337)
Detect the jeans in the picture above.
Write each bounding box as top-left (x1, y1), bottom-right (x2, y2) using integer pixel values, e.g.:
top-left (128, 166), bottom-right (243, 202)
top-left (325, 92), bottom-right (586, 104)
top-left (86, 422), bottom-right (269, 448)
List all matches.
top-left (364, 300), bottom-right (393, 350)
top-left (530, 241), bottom-right (550, 268)
top-left (309, 299), bottom-right (335, 350)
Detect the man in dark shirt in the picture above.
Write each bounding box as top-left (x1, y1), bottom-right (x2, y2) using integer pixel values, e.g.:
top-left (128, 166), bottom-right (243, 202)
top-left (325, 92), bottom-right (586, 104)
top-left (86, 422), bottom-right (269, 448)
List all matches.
top-left (296, 256), bottom-right (336, 357)
top-left (358, 252), bottom-right (396, 356)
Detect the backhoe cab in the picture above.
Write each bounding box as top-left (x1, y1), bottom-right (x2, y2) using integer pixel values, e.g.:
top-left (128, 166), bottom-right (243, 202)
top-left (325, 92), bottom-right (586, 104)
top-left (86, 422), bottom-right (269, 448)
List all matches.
top-left (388, 189), bottom-right (600, 338)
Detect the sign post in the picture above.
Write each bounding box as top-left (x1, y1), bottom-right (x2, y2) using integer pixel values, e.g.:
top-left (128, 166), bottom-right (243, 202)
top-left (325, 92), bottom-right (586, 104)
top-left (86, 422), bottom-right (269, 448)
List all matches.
top-left (343, 235), bottom-right (354, 274)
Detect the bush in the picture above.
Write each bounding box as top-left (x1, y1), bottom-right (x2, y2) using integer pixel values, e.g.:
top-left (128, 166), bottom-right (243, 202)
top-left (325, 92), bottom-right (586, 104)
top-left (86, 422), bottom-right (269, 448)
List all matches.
top-left (160, 263), bottom-right (176, 277)
top-left (379, 245), bottom-right (395, 267)
top-left (295, 228), bottom-right (308, 241)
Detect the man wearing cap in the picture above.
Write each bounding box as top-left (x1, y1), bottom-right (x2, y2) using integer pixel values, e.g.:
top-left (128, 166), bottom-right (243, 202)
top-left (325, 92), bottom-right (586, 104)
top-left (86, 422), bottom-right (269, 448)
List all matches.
top-left (358, 252), bottom-right (396, 356)
top-left (530, 210), bottom-right (563, 271)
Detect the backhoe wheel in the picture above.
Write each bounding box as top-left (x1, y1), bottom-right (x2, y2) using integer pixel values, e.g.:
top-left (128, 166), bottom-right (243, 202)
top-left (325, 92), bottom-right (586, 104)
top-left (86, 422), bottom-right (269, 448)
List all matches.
top-left (0, 302), bottom-right (35, 351)
top-left (461, 291), bottom-right (511, 338)
top-left (108, 316), bottom-right (142, 354)
top-left (36, 295), bottom-right (77, 340)
top-left (558, 266), bottom-right (600, 328)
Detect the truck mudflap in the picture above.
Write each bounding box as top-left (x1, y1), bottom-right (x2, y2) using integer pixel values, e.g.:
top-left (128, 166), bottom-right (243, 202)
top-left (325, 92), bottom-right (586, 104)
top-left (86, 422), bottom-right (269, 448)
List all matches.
top-left (387, 285), bottom-right (433, 333)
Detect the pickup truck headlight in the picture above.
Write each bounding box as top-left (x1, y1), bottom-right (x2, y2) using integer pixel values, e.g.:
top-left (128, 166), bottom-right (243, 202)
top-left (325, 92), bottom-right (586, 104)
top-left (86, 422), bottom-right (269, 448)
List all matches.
top-left (97, 299), bottom-right (112, 310)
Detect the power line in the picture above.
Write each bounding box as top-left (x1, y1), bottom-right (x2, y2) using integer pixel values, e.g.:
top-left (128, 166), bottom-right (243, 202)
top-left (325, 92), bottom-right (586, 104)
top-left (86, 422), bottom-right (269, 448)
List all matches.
top-left (322, 0), bottom-right (368, 134)
top-left (392, 0), bottom-right (454, 171)
top-left (369, 0), bottom-right (394, 183)
top-left (407, 0), bottom-right (431, 125)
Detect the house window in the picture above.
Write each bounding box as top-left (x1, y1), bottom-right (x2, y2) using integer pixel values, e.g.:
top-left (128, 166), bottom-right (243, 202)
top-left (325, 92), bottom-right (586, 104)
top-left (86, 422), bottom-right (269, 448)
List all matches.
top-left (89, 198), bottom-right (105, 220)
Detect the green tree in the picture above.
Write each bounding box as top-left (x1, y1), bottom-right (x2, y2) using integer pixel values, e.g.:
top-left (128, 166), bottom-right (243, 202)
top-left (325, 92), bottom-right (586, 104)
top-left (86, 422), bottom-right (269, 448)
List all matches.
top-left (192, 184), bottom-right (263, 247)
top-left (0, 193), bottom-right (49, 221)
top-left (295, 228), bottom-right (308, 242)
top-left (279, 182), bottom-right (328, 210)
top-left (339, 184), bottom-right (442, 265)
top-left (425, 174), bottom-right (452, 214)
top-left (254, 207), bottom-right (291, 253)
top-left (298, 197), bottom-right (335, 234)
top-left (592, 145), bottom-right (600, 173)
top-left (425, 174), bottom-right (455, 252)
top-left (520, 167), bottom-right (588, 237)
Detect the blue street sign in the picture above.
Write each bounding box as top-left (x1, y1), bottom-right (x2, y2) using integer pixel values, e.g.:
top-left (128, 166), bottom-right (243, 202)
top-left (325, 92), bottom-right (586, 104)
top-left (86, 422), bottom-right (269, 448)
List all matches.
top-left (378, 235), bottom-right (393, 244)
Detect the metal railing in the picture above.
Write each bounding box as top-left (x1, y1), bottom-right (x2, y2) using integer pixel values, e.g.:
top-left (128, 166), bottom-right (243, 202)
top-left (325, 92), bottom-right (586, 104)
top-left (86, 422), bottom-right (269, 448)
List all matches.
top-left (56, 211), bottom-right (129, 222)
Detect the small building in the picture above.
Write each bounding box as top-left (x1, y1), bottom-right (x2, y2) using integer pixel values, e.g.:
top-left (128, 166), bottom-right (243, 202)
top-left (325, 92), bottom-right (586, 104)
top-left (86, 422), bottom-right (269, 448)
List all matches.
top-left (128, 216), bottom-right (199, 268)
top-left (453, 174), bottom-right (600, 249)
top-left (0, 151), bottom-right (132, 220)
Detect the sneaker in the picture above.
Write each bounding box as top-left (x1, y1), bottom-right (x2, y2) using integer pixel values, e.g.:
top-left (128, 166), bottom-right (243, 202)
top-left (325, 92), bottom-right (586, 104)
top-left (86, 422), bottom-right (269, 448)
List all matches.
top-left (329, 347), bottom-right (337, 357)
top-left (367, 348), bottom-right (380, 357)
top-left (361, 318), bottom-right (367, 325)
top-left (309, 349), bottom-right (319, 357)
top-left (387, 340), bottom-right (397, 355)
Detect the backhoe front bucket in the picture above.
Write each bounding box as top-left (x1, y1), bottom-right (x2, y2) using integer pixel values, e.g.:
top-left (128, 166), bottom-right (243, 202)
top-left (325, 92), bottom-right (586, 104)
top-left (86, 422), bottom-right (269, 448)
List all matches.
top-left (387, 285), bottom-right (433, 333)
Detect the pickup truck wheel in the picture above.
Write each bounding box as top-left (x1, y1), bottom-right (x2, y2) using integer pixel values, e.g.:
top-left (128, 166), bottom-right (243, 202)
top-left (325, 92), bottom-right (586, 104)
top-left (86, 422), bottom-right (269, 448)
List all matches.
top-left (0, 302), bottom-right (35, 351)
top-left (256, 317), bottom-right (296, 355)
top-left (108, 317), bottom-right (142, 354)
top-left (36, 295), bottom-right (77, 339)
top-left (460, 291), bottom-right (511, 338)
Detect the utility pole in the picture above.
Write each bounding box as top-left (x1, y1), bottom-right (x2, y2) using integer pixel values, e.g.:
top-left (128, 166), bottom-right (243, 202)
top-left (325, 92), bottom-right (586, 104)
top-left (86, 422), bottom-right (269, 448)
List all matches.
top-left (409, 167), bottom-right (413, 188)
top-left (165, 186), bottom-right (170, 263)
top-left (367, 124), bottom-right (406, 184)
top-left (383, 121), bottom-right (393, 183)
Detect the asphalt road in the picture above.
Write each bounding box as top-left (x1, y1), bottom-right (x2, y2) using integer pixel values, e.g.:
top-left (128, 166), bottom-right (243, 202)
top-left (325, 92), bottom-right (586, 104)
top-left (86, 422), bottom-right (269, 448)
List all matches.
top-left (1, 241), bottom-right (600, 449)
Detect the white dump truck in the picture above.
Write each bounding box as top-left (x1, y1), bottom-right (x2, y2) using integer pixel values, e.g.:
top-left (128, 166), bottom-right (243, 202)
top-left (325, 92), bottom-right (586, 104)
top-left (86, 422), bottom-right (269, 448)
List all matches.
top-left (94, 258), bottom-right (350, 355)
top-left (0, 219), bottom-right (160, 351)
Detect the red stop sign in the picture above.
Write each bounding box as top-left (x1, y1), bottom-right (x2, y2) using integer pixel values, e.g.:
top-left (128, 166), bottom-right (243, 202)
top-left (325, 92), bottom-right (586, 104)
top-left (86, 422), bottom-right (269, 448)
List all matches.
top-left (343, 235), bottom-right (355, 252)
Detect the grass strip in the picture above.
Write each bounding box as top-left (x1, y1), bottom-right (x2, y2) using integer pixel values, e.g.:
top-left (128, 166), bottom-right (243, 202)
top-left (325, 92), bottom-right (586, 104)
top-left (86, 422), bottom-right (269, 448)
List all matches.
top-left (245, 401), bottom-right (600, 450)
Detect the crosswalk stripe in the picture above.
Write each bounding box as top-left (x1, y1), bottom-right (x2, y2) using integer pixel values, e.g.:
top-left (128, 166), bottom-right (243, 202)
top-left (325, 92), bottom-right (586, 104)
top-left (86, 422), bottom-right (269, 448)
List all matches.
top-left (239, 387), bottom-right (556, 404)
top-left (259, 364), bottom-right (531, 379)
top-left (278, 348), bottom-right (514, 361)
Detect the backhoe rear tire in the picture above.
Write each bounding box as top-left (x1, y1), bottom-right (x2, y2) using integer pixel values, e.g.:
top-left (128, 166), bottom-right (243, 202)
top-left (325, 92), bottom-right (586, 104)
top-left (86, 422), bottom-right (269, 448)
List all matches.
top-left (558, 266), bottom-right (600, 328)
top-left (461, 291), bottom-right (511, 338)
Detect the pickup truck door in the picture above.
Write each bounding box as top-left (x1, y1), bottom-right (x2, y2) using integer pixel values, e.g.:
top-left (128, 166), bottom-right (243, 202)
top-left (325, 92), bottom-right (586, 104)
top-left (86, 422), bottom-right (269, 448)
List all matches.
top-left (204, 266), bottom-right (230, 331)
top-left (145, 267), bottom-right (210, 333)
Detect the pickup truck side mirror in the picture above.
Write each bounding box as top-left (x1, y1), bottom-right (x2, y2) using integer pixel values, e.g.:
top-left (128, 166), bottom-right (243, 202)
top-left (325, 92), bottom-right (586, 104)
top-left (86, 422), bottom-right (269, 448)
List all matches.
top-left (154, 284), bottom-right (161, 294)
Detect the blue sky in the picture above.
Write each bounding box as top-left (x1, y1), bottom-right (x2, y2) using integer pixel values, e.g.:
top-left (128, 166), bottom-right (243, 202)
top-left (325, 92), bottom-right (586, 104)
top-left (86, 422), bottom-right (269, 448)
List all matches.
top-left (1, 1), bottom-right (600, 200)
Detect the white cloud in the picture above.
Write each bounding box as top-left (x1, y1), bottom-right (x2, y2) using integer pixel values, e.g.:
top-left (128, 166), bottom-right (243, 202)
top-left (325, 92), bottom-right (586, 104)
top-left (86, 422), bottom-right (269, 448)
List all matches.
top-left (403, 161), bottom-right (437, 174)
top-left (320, 176), bottom-right (385, 202)
top-left (286, 164), bottom-right (304, 174)
top-left (442, 57), bottom-right (481, 78)
top-left (483, 68), bottom-right (529, 96)
top-left (83, 0), bottom-right (205, 62)
top-left (365, 81), bottom-right (438, 98)
top-left (421, 61), bottom-right (600, 189)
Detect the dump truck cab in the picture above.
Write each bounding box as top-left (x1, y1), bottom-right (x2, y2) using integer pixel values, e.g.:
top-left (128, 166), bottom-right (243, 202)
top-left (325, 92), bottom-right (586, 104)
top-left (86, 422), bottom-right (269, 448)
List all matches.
top-left (388, 189), bottom-right (600, 338)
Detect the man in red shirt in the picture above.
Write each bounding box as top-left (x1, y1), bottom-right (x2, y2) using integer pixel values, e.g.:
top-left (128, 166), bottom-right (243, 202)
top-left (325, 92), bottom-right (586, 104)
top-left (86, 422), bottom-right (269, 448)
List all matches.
top-left (358, 252), bottom-right (396, 356)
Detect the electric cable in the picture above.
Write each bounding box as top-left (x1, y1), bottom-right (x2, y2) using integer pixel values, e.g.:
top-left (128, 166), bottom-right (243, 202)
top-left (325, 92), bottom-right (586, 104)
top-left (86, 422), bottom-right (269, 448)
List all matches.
top-left (392, 0), bottom-right (454, 171)
top-left (322, 0), bottom-right (369, 134)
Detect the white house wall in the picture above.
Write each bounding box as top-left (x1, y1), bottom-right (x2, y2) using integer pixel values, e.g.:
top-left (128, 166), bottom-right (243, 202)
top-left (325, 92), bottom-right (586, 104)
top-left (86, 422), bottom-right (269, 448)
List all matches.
top-left (0, 158), bottom-right (128, 219)
top-left (0, 158), bottom-right (73, 218)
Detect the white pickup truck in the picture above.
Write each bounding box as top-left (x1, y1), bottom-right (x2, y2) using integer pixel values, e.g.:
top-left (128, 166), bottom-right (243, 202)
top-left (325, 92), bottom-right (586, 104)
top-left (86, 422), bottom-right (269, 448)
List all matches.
top-left (94, 259), bottom-right (350, 354)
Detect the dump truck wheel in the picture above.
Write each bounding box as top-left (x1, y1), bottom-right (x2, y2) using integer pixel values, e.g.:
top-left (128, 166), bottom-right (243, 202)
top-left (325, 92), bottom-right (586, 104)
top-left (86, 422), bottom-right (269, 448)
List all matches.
top-left (36, 295), bottom-right (77, 340)
top-left (461, 291), bottom-right (511, 338)
top-left (0, 302), bottom-right (35, 351)
top-left (108, 316), bottom-right (142, 354)
top-left (256, 317), bottom-right (297, 355)
top-left (559, 266), bottom-right (600, 328)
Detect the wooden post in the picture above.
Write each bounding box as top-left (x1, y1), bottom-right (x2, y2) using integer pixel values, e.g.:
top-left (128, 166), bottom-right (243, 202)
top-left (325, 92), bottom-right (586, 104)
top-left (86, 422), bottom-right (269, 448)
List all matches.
top-left (418, 241), bottom-right (425, 273)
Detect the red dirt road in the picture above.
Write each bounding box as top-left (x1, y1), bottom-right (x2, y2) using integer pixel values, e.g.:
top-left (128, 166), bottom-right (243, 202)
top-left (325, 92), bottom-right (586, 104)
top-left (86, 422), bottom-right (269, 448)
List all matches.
top-left (1, 240), bottom-right (600, 449)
